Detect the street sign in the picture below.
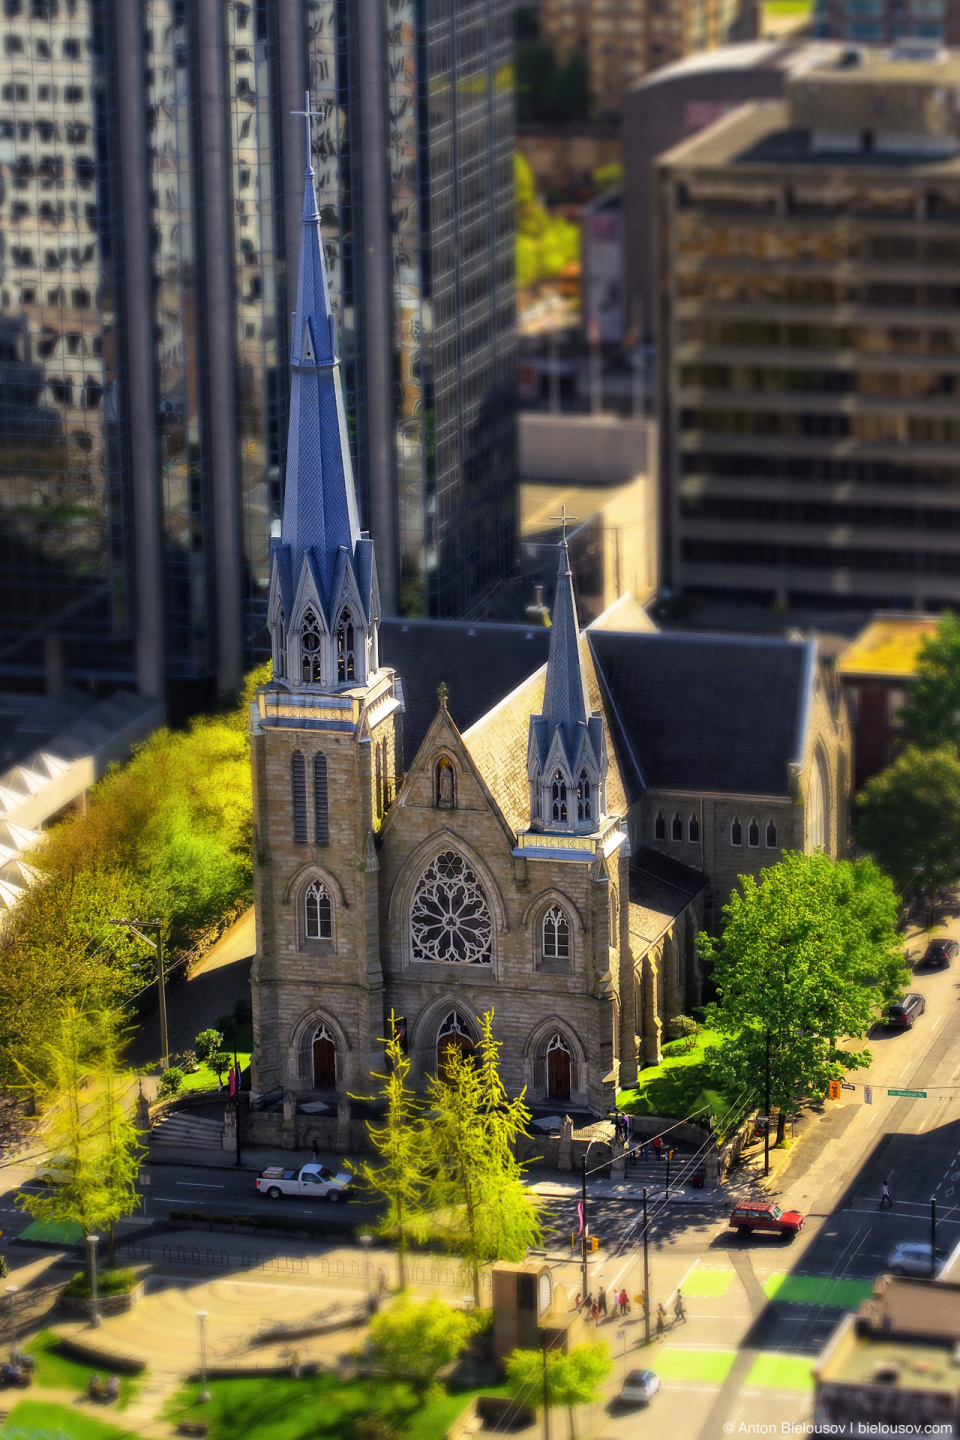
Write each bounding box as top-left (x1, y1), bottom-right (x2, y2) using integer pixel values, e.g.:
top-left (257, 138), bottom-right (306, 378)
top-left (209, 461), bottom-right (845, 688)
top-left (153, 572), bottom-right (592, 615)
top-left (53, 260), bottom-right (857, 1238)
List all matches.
top-left (887, 1088), bottom-right (927, 1098)
top-left (864, 1085), bottom-right (873, 1105)
top-left (140, 1174), bottom-right (151, 1186)
top-left (841, 1083), bottom-right (856, 1091)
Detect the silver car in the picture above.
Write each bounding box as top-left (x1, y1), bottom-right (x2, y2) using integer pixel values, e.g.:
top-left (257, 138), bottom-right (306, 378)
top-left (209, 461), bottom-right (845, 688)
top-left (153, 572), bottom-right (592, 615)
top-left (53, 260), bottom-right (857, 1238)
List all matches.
top-left (619, 1368), bottom-right (661, 1406)
top-left (887, 1242), bottom-right (945, 1277)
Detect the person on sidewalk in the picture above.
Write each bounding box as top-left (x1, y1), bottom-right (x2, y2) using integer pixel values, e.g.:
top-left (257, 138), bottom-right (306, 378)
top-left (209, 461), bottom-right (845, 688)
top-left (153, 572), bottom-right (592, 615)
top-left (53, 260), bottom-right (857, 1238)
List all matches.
top-left (654, 1135), bottom-right (663, 1163)
top-left (656, 1302), bottom-right (667, 1338)
top-left (598, 1285), bottom-right (607, 1317)
top-left (674, 1290), bottom-right (686, 1324)
top-left (880, 1178), bottom-right (893, 1209)
top-left (377, 1265), bottom-right (388, 1297)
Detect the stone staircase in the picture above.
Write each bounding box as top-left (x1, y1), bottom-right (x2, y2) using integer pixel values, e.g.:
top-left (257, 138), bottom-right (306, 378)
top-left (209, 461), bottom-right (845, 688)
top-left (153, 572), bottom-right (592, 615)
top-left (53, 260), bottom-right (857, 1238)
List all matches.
top-left (150, 1111), bottom-right (224, 1150)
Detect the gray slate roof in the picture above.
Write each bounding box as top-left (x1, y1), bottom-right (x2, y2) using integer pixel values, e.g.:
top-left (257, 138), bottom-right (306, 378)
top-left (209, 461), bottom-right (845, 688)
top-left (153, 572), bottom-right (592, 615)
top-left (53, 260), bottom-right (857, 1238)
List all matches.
top-left (380, 619), bottom-right (551, 767)
top-left (588, 630), bottom-right (812, 799)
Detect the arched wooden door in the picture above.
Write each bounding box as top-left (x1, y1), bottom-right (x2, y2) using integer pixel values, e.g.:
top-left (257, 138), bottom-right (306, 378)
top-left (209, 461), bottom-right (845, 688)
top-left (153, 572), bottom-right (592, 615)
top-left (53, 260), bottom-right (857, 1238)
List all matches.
top-left (437, 1012), bottom-right (474, 1082)
top-left (312, 1026), bottom-right (337, 1089)
top-left (547, 1035), bottom-right (571, 1101)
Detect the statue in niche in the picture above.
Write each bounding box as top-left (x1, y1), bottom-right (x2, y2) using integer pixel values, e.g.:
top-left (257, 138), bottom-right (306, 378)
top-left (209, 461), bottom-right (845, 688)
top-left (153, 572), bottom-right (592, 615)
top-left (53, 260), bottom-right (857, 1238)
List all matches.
top-left (436, 757), bottom-right (455, 809)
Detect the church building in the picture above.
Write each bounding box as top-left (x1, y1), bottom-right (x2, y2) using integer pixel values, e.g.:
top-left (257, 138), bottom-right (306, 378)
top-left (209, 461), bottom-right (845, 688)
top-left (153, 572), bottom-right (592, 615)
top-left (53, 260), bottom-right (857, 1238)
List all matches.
top-left (248, 136), bottom-right (851, 1141)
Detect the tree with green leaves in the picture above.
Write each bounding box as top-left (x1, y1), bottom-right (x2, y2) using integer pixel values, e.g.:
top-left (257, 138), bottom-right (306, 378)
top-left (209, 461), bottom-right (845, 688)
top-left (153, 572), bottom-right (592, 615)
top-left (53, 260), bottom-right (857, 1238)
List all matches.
top-left (855, 744), bottom-right (960, 902)
top-left (194, 1029), bottom-right (223, 1064)
top-left (16, 1004), bottom-right (142, 1275)
top-left (702, 851), bottom-right (908, 1145)
top-left (506, 1342), bottom-right (613, 1440)
top-left (355, 1012), bottom-right (427, 1289)
top-left (900, 612), bottom-right (960, 750)
top-left (367, 1295), bottom-right (481, 1404)
top-left (422, 1010), bottom-right (544, 1306)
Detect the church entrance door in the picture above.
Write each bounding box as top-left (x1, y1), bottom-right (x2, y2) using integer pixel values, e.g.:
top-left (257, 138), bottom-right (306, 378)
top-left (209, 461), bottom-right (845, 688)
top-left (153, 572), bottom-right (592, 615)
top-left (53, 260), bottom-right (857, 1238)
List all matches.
top-left (436, 1011), bottom-right (474, 1083)
top-left (313, 1032), bottom-right (336, 1089)
top-left (547, 1038), bottom-right (571, 1101)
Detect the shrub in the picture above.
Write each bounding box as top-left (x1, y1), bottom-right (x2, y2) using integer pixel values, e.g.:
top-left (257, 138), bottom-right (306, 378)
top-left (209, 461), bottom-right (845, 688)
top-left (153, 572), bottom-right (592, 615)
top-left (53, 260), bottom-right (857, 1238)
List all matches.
top-left (351, 1420), bottom-right (403, 1440)
top-left (158, 1067), bottom-right (184, 1098)
top-left (210, 1052), bottom-right (232, 1084)
top-left (63, 1267), bottom-right (138, 1298)
top-left (664, 1015), bottom-right (699, 1041)
top-left (194, 1029), bottom-right (222, 1063)
top-left (0, 1254), bottom-right (7, 1279)
top-left (170, 1049), bottom-right (198, 1074)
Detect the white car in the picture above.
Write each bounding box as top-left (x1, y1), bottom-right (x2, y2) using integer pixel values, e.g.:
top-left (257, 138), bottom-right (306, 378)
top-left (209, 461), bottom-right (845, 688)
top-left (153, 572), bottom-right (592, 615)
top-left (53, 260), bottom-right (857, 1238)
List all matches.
top-left (255, 1163), bottom-right (353, 1201)
top-left (887, 1242), bottom-right (945, 1277)
top-left (619, 1368), bottom-right (661, 1406)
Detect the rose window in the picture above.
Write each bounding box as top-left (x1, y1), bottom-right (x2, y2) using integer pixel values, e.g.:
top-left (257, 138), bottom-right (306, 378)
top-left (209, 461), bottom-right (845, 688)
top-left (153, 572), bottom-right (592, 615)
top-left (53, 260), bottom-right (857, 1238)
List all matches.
top-left (410, 850), bottom-right (493, 965)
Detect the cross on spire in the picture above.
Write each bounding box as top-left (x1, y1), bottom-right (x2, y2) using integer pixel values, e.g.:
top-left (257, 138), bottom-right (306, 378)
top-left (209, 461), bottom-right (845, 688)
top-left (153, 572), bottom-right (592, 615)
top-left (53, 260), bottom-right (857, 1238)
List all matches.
top-left (290, 90), bottom-right (335, 170)
top-left (551, 503), bottom-right (578, 544)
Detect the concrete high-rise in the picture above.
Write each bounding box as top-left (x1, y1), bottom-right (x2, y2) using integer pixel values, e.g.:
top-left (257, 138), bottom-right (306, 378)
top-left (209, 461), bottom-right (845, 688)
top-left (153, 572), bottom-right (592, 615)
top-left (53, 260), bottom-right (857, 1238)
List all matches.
top-left (657, 46), bottom-right (960, 611)
top-left (0, 0), bottom-right (517, 709)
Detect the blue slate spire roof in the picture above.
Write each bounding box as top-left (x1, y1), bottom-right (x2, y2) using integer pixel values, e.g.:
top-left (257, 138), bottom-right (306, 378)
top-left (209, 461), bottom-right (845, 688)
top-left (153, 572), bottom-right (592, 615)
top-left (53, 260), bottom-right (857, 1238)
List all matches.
top-left (540, 536), bottom-right (591, 755)
top-left (268, 96), bottom-right (380, 683)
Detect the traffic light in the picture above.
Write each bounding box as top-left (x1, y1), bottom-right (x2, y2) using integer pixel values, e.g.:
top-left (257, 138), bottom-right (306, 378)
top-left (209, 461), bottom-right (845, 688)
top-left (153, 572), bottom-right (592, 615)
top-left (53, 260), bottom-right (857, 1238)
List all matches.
top-left (668, 1149), bottom-right (675, 1161)
top-left (590, 1236), bottom-right (599, 1252)
top-left (829, 1080), bottom-right (842, 1100)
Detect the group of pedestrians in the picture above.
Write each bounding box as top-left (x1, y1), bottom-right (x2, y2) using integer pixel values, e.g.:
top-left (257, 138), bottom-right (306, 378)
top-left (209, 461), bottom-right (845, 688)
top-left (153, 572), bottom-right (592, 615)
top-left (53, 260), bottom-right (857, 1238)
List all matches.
top-left (575, 1285), bottom-right (685, 1330)
top-left (612, 1113), bottom-right (665, 1164)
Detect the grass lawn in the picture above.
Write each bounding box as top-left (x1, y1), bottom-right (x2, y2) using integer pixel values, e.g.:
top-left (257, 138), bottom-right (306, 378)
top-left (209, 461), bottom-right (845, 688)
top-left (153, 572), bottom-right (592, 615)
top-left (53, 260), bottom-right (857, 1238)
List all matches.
top-left (180, 1052), bottom-right (251, 1094)
top-left (745, 1351), bottom-right (814, 1392)
top-left (617, 1030), bottom-right (733, 1128)
top-left (24, 1330), bottom-right (138, 1409)
top-left (1, 1400), bottom-right (136, 1439)
top-left (166, 1375), bottom-right (510, 1440)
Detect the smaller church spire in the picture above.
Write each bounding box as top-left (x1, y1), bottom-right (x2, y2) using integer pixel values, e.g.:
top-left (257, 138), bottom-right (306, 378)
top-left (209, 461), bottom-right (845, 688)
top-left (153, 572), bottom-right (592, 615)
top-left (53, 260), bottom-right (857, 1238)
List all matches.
top-left (526, 514), bottom-right (607, 834)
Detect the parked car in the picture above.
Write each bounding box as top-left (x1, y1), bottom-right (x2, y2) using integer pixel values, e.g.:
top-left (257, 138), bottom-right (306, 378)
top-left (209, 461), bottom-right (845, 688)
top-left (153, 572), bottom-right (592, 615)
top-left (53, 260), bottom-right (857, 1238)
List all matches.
top-left (885, 993), bottom-right (926, 1028)
top-left (728, 1201), bottom-right (804, 1239)
top-left (921, 939), bottom-right (958, 968)
top-left (887, 1242), bottom-right (945, 1277)
top-left (619, 1368), bottom-right (660, 1406)
top-left (255, 1163), bottom-right (353, 1201)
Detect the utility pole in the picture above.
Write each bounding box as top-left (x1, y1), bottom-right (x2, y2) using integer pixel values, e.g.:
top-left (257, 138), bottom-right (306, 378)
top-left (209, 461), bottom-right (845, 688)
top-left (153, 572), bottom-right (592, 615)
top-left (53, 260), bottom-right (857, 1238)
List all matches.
top-left (541, 1335), bottom-right (550, 1440)
top-left (764, 1029), bottom-right (771, 1178)
top-left (642, 1187), bottom-right (651, 1345)
top-left (110, 917), bottom-right (168, 1068)
top-left (931, 1198), bottom-right (938, 1278)
top-left (581, 1150), bottom-right (589, 1300)
top-left (665, 1148), bottom-right (672, 1199)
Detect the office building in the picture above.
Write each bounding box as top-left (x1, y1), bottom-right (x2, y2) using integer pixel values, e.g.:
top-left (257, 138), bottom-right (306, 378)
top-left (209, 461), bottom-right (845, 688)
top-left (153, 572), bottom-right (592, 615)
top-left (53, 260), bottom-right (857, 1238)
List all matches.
top-left (0, 0), bottom-right (516, 709)
top-left (539, 0), bottom-right (758, 121)
top-left (812, 0), bottom-right (960, 46)
top-left (657, 46), bottom-right (960, 611)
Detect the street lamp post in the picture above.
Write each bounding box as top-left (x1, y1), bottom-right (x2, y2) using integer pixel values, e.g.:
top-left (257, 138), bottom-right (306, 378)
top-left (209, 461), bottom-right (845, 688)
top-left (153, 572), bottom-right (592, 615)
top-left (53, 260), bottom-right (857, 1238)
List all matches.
top-left (359, 1234), bottom-right (374, 1316)
top-left (86, 1235), bottom-right (101, 1328)
top-left (5, 1284), bottom-right (17, 1346)
top-left (196, 1310), bottom-right (210, 1403)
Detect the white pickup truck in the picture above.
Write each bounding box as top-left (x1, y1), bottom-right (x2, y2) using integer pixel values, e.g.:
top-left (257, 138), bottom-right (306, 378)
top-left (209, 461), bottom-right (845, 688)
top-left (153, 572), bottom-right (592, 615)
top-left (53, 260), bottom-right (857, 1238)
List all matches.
top-left (255, 1163), bottom-right (353, 1201)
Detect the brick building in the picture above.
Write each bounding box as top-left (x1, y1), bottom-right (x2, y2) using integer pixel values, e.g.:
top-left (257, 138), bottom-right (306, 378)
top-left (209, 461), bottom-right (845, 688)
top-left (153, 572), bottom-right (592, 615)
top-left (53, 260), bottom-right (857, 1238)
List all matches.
top-left (249, 142), bottom-right (851, 1141)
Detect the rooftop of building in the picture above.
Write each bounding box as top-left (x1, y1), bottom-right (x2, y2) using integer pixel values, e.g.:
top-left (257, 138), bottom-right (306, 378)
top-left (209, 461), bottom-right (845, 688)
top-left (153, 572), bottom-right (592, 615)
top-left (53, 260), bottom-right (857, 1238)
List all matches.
top-left (836, 614), bottom-right (942, 680)
top-left (816, 1277), bottom-right (960, 1395)
top-left (625, 37), bottom-right (815, 92)
top-left (818, 1333), bottom-right (960, 1394)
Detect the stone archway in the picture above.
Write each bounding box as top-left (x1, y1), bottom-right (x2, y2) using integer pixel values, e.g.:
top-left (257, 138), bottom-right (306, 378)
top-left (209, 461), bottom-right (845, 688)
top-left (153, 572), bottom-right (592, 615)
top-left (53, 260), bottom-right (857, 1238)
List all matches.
top-left (546, 1034), bottom-right (572, 1101)
top-left (437, 1011), bottom-right (475, 1081)
top-left (311, 1024), bottom-right (337, 1089)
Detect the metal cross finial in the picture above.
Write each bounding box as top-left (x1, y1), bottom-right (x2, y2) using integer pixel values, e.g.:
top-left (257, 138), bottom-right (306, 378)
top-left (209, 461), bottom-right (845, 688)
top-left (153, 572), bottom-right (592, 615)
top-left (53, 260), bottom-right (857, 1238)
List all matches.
top-left (290, 90), bottom-right (333, 169)
top-left (551, 502), bottom-right (578, 545)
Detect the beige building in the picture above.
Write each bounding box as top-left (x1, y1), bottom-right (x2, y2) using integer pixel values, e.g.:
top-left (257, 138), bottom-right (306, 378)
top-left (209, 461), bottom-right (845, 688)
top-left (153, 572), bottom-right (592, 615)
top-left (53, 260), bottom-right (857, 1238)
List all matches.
top-left (657, 46), bottom-right (960, 612)
top-left (248, 159), bottom-right (851, 1143)
top-left (539, 0), bottom-right (758, 120)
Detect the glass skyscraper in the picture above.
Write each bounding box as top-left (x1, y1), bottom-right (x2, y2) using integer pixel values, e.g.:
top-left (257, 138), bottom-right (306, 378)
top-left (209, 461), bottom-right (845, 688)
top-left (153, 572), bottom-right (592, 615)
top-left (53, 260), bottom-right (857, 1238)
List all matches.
top-left (0, 0), bottom-right (517, 706)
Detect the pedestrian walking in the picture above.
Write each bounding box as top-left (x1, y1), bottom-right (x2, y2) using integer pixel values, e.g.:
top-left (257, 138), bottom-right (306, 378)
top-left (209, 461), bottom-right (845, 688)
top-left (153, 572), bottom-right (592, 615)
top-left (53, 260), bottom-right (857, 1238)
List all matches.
top-left (674, 1289), bottom-right (686, 1324)
top-left (654, 1135), bottom-right (663, 1163)
top-left (880, 1178), bottom-right (893, 1210)
top-left (377, 1265), bottom-right (388, 1297)
top-left (598, 1285), bottom-right (607, 1317)
top-left (591, 1300), bottom-right (600, 1324)
top-left (656, 1302), bottom-right (666, 1338)
top-left (582, 1291), bottom-right (595, 1316)
top-left (640, 1138), bottom-right (649, 1162)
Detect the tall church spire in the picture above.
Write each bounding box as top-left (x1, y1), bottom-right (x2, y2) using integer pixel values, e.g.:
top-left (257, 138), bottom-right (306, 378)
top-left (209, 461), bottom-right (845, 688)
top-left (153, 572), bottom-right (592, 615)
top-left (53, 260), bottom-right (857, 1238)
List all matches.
top-left (527, 514), bottom-right (607, 833)
top-left (267, 95), bottom-right (380, 689)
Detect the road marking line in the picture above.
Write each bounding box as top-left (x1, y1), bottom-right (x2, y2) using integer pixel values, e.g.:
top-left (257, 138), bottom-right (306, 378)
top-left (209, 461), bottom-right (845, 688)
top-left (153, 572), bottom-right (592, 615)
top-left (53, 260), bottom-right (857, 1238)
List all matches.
top-left (933, 1015), bottom-right (945, 1033)
top-left (175, 1182), bottom-right (225, 1189)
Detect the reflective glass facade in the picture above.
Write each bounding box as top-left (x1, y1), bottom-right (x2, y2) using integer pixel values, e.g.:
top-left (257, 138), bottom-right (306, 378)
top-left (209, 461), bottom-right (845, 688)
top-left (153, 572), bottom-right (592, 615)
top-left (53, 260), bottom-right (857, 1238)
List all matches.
top-left (812, 0), bottom-right (959, 45)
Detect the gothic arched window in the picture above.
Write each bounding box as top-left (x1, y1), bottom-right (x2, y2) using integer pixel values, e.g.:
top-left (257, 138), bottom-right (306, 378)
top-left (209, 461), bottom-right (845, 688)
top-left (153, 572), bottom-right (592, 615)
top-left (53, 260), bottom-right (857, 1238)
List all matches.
top-left (336, 607), bottom-right (356, 682)
top-left (300, 607), bottom-right (322, 683)
top-left (748, 818), bottom-right (760, 848)
top-left (766, 819), bottom-right (778, 849)
top-left (533, 768), bottom-right (542, 819)
top-left (688, 813), bottom-right (700, 844)
top-left (577, 768), bottom-right (591, 822)
top-left (292, 751), bottom-right (307, 844)
top-left (542, 905), bottom-right (570, 962)
top-left (671, 812), bottom-right (682, 843)
top-left (552, 769), bottom-right (568, 823)
top-left (305, 879), bottom-right (332, 939)
top-left (654, 810), bottom-right (665, 840)
top-left (731, 816), bottom-right (742, 847)
top-left (410, 851), bottom-right (493, 965)
top-left (314, 752), bottom-right (328, 844)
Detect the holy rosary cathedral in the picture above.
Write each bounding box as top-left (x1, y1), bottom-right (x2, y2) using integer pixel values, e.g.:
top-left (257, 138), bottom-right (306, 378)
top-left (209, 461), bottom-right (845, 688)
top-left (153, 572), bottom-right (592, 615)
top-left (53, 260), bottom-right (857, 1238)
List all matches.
top-left (248, 147), bottom-right (851, 1141)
